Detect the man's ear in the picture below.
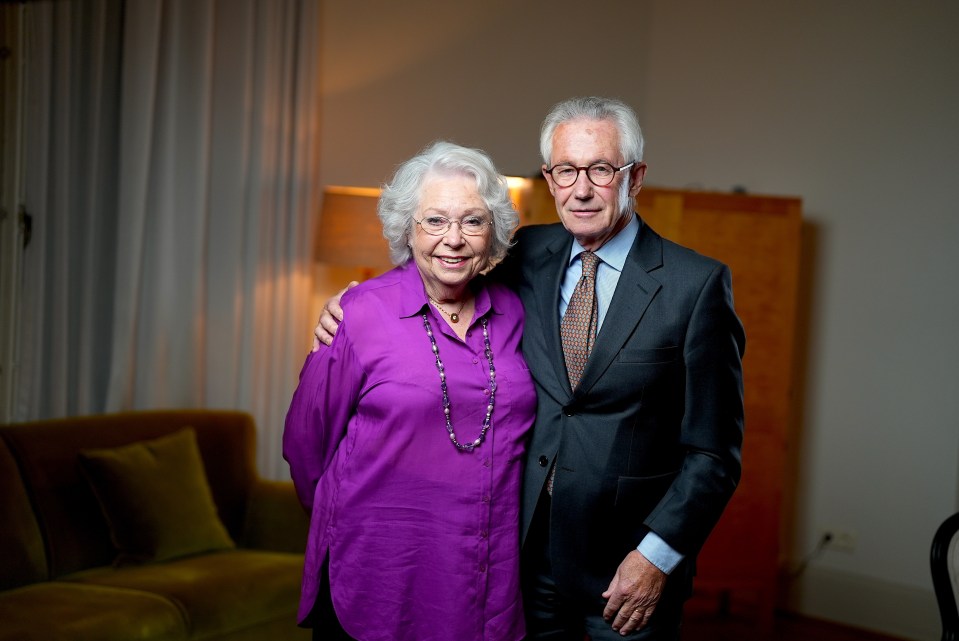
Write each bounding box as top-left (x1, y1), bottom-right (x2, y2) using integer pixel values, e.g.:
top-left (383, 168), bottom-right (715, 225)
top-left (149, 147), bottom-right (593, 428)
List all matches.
top-left (542, 166), bottom-right (557, 196)
top-left (629, 163), bottom-right (648, 197)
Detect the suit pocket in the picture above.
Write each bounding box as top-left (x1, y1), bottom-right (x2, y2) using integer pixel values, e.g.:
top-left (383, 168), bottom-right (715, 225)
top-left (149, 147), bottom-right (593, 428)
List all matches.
top-left (614, 470), bottom-right (680, 539)
top-left (616, 345), bottom-right (679, 364)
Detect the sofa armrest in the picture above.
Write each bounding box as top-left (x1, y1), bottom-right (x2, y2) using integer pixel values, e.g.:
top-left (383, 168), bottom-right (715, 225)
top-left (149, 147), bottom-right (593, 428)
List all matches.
top-left (241, 479), bottom-right (309, 553)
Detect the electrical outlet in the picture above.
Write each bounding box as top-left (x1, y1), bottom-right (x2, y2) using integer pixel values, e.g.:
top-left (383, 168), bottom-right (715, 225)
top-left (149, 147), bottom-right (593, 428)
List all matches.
top-left (820, 527), bottom-right (857, 552)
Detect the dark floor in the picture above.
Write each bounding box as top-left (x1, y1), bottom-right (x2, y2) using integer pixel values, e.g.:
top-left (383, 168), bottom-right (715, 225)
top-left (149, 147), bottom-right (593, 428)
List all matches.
top-left (683, 612), bottom-right (911, 641)
top-left (682, 593), bottom-right (911, 641)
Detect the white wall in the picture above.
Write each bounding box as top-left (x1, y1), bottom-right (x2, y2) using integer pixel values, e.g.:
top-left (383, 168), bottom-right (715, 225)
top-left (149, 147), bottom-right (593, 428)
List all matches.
top-left (642, 4), bottom-right (959, 639)
top-left (318, 1), bottom-right (653, 183)
top-left (317, 1), bottom-right (959, 638)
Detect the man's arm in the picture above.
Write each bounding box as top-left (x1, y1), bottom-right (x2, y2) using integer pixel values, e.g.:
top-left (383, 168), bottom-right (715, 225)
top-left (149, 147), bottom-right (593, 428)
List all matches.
top-left (603, 261), bottom-right (745, 634)
top-left (645, 262), bottom-right (745, 550)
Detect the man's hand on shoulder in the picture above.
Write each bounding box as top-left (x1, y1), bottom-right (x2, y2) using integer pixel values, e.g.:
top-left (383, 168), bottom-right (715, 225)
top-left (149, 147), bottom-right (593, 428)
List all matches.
top-left (312, 281), bottom-right (359, 350)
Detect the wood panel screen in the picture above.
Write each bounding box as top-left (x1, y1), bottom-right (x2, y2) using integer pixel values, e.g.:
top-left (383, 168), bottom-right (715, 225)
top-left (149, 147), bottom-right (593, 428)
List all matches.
top-left (515, 181), bottom-right (803, 624)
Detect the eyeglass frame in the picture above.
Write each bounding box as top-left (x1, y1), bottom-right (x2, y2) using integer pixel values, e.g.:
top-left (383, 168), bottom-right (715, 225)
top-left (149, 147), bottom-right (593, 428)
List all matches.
top-left (413, 213), bottom-right (494, 237)
top-left (543, 161), bottom-right (637, 187)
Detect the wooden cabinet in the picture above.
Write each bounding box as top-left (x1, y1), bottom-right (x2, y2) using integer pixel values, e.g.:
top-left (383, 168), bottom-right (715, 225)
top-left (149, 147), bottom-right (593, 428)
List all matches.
top-left (514, 181), bottom-right (803, 625)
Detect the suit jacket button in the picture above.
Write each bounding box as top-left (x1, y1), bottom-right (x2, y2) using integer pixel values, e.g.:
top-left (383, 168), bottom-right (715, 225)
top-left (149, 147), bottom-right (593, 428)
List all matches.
top-left (563, 406), bottom-right (574, 417)
top-left (538, 455), bottom-right (548, 467)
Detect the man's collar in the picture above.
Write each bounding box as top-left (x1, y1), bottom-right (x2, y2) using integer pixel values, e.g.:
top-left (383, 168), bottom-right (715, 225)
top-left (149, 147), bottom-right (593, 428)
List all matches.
top-left (568, 213), bottom-right (640, 272)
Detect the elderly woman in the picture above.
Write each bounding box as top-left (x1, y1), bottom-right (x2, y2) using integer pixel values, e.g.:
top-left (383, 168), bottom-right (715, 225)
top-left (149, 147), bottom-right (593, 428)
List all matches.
top-left (283, 141), bottom-right (536, 641)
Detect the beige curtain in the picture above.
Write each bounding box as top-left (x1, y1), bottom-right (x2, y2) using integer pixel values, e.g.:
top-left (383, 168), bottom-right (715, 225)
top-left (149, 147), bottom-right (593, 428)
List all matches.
top-left (18, 0), bottom-right (320, 480)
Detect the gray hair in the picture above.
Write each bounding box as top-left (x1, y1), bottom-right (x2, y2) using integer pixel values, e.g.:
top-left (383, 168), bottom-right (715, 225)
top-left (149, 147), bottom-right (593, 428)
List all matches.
top-left (539, 96), bottom-right (644, 167)
top-left (378, 141), bottom-right (517, 266)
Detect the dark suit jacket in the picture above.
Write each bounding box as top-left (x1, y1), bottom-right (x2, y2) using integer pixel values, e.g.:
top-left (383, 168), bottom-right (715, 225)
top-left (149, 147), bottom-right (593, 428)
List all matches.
top-left (496, 217), bottom-right (745, 607)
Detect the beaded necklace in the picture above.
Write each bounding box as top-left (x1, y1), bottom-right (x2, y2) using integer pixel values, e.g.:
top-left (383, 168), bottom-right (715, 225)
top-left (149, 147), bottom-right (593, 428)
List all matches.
top-left (421, 313), bottom-right (496, 452)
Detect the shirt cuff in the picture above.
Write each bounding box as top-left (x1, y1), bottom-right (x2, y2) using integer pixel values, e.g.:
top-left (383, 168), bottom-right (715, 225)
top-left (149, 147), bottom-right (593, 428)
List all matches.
top-left (637, 532), bottom-right (684, 575)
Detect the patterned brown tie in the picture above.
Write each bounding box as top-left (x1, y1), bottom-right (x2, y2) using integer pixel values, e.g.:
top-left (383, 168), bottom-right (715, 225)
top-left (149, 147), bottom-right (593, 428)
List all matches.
top-left (548, 251), bottom-right (599, 496)
top-left (560, 251), bottom-right (600, 389)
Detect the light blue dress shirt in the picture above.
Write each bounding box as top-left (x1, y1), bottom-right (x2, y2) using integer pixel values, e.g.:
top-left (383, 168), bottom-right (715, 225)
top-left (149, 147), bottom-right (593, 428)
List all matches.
top-left (559, 213), bottom-right (684, 575)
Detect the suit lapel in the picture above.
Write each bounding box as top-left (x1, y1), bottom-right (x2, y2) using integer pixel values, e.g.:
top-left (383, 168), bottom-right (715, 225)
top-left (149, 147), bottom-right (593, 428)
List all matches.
top-left (576, 221), bottom-right (663, 395)
top-left (527, 232), bottom-right (575, 400)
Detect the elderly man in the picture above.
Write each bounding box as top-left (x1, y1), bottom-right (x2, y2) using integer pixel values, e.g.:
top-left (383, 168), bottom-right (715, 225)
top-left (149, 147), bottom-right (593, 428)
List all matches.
top-left (501, 96), bottom-right (744, 640)
top-left (315, 96), bottom-right (744, 640)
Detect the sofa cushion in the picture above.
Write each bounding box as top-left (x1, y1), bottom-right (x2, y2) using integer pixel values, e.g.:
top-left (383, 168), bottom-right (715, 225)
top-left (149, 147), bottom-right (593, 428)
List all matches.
top-left (0, 439), bottom-right (48, 590)
top-left (64, 549), bottom-right (304, 638)
top-left (79, 428), bottom-right (235, 565)
top-left (1, 410), bottom-right (256, 577)
top-left (0, 581), bottom-right (188, 641)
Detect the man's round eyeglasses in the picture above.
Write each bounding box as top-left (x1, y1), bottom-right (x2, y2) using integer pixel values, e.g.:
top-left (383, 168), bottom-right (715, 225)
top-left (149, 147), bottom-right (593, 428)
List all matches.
top-left (545, 161), bottom-right (635, 187)
top-left (415, 215), bottom-right (493, 236)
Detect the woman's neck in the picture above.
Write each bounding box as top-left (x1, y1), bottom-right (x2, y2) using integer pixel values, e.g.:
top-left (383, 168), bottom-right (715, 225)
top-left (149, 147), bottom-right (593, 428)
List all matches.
top-left (426, 285), bottom-right (475, 338)
top-left (425, 284), bottom-right (471, 305)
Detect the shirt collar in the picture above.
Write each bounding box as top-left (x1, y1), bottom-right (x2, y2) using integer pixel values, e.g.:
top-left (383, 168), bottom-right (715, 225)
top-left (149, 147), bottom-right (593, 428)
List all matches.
top-left (567, 213), bottom-right (640, 272)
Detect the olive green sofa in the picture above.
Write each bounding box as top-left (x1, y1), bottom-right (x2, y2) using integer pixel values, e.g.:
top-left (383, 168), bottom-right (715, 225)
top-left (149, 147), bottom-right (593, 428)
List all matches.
top-left (0, 410), bottom-right (310, 641)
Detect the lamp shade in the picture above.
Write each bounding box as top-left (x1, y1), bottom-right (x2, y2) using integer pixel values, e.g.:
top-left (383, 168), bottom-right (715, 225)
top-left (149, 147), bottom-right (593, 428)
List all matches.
top-left (314, 186), bottom-right (393, 270)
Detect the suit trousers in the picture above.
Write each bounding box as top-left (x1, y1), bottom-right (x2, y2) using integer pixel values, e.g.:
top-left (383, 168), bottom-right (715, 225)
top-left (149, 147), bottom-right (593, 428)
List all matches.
top-left (310, 561), bottom-right (358, 641)
top-left (522, 490), bottom-right (682, 641)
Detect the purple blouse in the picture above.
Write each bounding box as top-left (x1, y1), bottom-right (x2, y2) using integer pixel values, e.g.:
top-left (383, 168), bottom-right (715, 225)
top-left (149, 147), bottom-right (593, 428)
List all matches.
top-left (284, 262), bottom-right (536, 641)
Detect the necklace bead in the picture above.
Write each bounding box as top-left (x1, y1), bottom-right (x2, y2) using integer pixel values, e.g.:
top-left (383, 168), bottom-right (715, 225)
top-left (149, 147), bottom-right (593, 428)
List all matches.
top-left (422, 313), bottom-right (495, 452)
